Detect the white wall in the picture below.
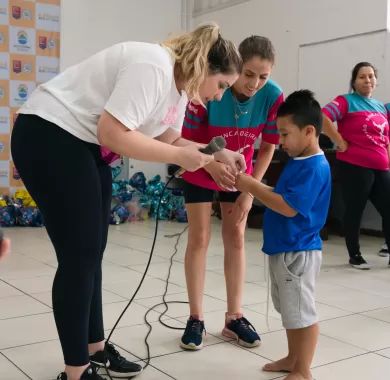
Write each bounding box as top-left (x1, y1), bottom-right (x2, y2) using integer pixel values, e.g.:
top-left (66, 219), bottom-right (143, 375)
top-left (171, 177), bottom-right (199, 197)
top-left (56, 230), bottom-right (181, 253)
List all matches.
top-left (59, 1), bottom-right (388, 229)
top-left (192, 0), bottom-right (388, 98)
top-left (60, 0), bottom-right (183, 180)
top-left (298, 31), bottom-right (388, 105)
top-left (193, 0), bottom-right (389, 231)
top-left (60, 0), bottom-right (183, 69)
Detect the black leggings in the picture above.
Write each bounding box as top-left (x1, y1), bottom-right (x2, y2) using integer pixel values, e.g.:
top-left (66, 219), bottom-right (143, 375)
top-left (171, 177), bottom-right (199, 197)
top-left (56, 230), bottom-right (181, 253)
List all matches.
top-left (11, 114), bottom-right (112, 366)
top-left (338, 160), bottom-right (390, 257)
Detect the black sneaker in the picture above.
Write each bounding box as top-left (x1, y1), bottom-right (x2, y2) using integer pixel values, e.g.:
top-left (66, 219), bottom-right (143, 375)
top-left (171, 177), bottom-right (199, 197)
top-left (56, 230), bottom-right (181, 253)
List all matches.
top-left (222, 315), bottom-right (261, 348)
top-left (57, 365), bottom-right (104, 380)
top-left (349, 254), bottom-right (371, 270)
top-left (89, 342), bottom-right (142, 378)
top-left (378, 244), bottom-right (389, 257)
top-left (180, 316), bottom-right (205, 350)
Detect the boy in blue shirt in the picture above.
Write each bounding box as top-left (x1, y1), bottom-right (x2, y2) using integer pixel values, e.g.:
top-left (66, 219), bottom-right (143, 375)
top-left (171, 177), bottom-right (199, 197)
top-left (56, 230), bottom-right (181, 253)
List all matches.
top-left (235, 90), bottom-right (331, 380)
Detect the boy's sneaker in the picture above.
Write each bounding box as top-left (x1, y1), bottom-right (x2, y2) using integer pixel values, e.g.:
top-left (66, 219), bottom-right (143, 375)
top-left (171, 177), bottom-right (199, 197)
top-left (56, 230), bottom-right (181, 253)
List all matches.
top-left (222, 314), bottom-right (261, 348)
top-left (378, 244), bottom-right (389, 257)
top-left (57, 365), bottom-right (104, 380)
top-left (180, 316), bottom-right (205, 350)
top-left (89, 342), bottom-right (142, 378)
top-left (349, 254), bottom-right (371, 270)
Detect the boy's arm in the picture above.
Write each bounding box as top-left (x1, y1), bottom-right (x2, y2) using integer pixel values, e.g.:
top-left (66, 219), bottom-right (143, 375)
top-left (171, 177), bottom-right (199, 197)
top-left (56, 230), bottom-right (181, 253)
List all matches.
top-left (235, 173), bottom-right (297, 217)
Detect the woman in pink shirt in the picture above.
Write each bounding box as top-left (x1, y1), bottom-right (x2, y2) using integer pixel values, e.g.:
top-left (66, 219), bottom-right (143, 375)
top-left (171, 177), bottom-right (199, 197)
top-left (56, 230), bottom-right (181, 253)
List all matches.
top-left (322, 62), bottom-right (390, 269)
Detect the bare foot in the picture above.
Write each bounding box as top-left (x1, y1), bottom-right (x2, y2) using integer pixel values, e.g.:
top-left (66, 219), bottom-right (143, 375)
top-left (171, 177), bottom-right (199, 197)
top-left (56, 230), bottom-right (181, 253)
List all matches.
top-left (262, 357), bottom-right (295, 372)
top-left (285, 371), bottom-right (312, 380)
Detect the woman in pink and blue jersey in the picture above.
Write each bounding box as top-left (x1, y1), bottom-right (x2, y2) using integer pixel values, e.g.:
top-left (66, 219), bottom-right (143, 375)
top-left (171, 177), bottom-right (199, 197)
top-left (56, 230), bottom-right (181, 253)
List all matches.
top-left (179, 36), bottom-right (283, 350)
top-left (322, 62), bottom-right (390, 270)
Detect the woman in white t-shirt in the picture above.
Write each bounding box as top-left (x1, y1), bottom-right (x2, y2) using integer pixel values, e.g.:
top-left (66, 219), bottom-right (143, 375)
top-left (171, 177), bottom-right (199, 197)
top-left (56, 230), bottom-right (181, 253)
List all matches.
top-left (11, 24), bottom-right (244, 380)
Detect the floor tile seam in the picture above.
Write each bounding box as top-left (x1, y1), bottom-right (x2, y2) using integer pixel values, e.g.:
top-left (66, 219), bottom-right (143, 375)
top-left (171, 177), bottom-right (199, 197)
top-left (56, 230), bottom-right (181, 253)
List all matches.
top-left (0, 351), bottom-right (32, 379)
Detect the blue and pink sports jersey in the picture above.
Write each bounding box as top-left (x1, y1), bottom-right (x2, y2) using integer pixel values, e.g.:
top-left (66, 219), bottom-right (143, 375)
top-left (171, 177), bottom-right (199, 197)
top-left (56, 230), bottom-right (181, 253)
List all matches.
top-left (182, 79), bottom-right (283, 190)
top-left (323, 93), bottom-right (390, 171)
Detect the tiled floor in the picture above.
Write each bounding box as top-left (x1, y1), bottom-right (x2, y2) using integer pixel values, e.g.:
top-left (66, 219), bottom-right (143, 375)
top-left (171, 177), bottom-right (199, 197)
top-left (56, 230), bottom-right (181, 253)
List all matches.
top-left (1, 219), bottom-right (390, 379)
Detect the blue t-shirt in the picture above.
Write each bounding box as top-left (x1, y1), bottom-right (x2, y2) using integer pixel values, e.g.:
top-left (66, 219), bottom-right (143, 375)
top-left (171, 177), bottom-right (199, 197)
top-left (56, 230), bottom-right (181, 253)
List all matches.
top-left (262, 153), bottom-right (331, 255)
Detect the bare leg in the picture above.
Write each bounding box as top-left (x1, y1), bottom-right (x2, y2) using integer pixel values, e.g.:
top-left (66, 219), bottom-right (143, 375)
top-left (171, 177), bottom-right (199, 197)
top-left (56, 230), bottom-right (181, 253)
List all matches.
top-left (184, 202), bottom-right (212, 319)
top-left (264, 324), bottom-right (318, 379)
top-left (220, 202), bottom-right (247, 315)
top-left (263, 329), bottom-right (296, 372)
top-left (286, 324), bottom-right (318, 380)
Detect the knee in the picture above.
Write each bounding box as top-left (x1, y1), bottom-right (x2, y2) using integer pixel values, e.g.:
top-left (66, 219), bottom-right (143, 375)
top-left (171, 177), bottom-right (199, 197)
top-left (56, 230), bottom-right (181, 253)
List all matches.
top-left (187, 229), bottom-right (210, 252)
top-left (223, 227), bottom-right (245, 250)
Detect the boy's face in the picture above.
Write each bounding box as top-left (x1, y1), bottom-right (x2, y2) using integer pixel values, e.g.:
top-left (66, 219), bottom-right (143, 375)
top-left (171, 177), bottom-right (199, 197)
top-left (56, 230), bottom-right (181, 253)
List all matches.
top-left (277, 115), bottom-right (313, 157)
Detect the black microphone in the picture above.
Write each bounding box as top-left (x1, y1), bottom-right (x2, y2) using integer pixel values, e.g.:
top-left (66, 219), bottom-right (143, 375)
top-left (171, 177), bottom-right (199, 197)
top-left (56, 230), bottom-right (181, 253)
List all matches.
top-left (174, 136), bottom-right (226, 177)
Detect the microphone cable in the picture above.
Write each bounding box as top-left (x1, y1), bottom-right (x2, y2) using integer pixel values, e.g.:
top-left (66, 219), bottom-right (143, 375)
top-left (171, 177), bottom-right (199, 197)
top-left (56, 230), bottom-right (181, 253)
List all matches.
top-left (101, 174), bottom-right (189, 379)
top-left (101, 135), bottom-right (228, 378)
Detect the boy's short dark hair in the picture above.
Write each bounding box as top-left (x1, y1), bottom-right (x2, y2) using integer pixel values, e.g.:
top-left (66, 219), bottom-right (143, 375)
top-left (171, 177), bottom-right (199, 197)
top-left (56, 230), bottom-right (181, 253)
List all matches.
top-left (276, 90), bottom-right (323, 136)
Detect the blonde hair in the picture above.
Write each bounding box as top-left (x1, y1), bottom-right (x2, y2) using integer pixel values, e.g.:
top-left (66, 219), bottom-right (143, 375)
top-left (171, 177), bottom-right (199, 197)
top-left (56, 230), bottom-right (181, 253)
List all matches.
top-left (162, 23), bottom-right (242, 102)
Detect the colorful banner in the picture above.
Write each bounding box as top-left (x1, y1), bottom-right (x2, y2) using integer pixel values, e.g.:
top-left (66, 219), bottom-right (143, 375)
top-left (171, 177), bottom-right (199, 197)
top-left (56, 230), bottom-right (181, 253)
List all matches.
top-left (0, 0), bottom-right (60, 195)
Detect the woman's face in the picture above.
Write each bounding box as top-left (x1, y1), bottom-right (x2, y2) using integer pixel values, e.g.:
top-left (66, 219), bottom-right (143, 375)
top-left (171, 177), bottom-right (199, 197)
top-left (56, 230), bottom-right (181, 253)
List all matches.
top-left (233, 57), bottom-right (273, 99)
top-left (353, 66), bottom-right (377, 97)
top-left (198, 72), bottom-right (239, 104)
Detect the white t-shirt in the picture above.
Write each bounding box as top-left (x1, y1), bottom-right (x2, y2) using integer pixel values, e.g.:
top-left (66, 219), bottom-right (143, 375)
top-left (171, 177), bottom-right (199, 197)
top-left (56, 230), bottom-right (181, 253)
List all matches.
top-left (18, 42), bottom-right (188, 144)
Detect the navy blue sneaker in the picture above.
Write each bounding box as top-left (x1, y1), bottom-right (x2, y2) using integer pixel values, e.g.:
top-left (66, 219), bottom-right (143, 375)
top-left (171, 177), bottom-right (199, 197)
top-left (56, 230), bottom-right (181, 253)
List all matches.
top-left (89, 342), bottom-right (142, 378)
top-left (180, 316), bottom-right (205, 350)
top-left (222, 315), bottom-right (261, 348)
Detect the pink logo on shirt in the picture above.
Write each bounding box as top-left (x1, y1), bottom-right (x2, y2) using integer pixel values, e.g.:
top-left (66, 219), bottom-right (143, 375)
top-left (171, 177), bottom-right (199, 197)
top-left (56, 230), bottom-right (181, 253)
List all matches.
top-left (362, 113), bottom-right (388, 147)
top-left (162, 106), bottom-right (178, 125)
top-left (372, 120), bottom-right (387, 135)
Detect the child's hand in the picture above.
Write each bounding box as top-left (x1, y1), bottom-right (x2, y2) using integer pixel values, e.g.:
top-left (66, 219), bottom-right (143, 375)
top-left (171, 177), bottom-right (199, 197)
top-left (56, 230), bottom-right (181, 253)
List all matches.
top-left (0, 238), bottom-right (10, 262)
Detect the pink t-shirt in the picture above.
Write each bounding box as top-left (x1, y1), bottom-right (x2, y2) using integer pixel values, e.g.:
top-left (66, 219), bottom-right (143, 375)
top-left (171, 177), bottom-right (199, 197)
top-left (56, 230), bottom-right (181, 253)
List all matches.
top-left (322, 93), bottom-right (389, 170)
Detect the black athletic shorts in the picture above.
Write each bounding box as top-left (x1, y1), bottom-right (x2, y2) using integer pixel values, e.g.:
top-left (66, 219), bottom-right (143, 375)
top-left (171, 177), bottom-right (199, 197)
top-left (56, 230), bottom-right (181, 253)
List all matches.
top-left (182, 181), bottom-right (241, 204)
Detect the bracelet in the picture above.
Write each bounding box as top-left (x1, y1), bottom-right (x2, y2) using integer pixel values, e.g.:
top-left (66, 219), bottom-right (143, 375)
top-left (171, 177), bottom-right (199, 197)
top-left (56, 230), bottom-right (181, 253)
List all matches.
top-left (247, 192), bottom-right (254, 199)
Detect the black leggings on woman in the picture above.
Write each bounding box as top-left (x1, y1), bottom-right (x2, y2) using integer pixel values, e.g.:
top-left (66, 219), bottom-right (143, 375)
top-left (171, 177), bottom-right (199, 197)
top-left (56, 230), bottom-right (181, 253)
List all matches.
top-left (338, 160), bottom-right (390, 258)
top-left (11, 114), bottom-right (112, 366)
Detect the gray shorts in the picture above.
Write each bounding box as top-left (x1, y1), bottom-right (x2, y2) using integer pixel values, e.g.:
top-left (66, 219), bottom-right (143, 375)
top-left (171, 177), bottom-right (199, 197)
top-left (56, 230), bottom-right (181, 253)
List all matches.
top-left (269, 250), bottom-right (322, 329)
